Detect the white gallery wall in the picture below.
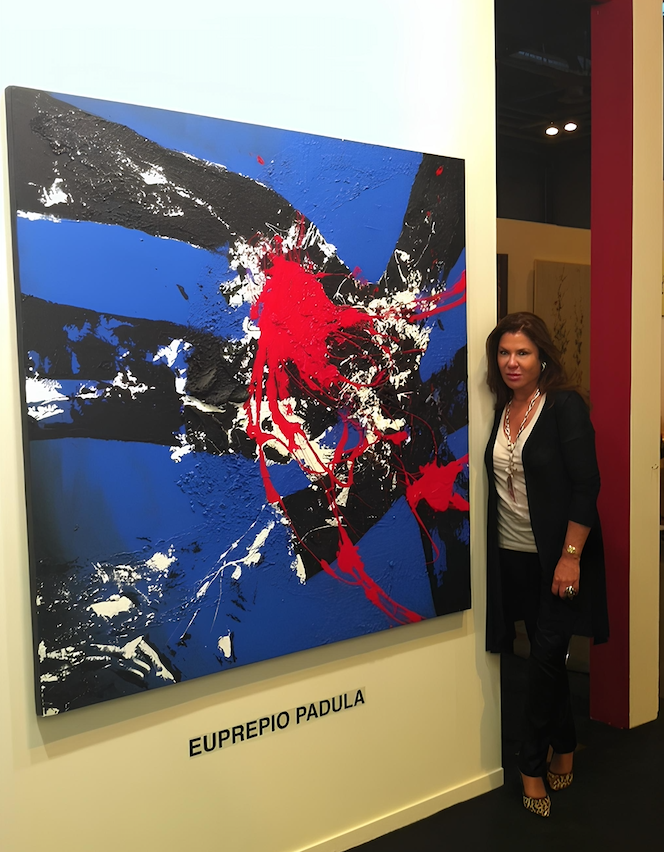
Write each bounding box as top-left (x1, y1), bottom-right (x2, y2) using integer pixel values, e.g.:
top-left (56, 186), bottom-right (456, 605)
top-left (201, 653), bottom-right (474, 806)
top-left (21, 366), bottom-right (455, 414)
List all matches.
top-left (0, 3), bottom-right (499, 851)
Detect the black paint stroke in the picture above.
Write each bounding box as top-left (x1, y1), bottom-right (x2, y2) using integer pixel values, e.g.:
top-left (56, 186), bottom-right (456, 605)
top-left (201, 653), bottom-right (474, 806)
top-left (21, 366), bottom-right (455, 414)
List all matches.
top-left (7, 87), bottom-right (349, 279)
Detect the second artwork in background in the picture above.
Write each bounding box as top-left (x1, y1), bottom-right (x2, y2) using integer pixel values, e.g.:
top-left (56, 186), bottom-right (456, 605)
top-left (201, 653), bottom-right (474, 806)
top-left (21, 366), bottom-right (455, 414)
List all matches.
top-left (534, 260), bottom-right (590, 393)
top-left (7, 87), bottom-right (470, 715)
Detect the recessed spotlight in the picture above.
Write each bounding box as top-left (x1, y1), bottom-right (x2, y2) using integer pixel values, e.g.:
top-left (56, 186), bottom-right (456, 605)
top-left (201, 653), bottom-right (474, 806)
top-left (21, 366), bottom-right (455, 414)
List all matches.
top-left (564, 121), bottom-right (578, 132)
top-left (545, 125), bottom-right (559, 136)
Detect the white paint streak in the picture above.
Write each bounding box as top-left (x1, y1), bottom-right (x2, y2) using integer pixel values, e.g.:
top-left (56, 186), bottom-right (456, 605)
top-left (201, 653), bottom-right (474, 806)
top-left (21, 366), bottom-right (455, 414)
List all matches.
top-left (292, 555), bottom-right (307, 584)
top-left (25, 377), bottom-right (68, 404)
top-left (76, 385), bottom-right (105, 400)
top-left (92, 637), bottom-right (176, 683)
top-left (145, 548), bottom-right (176, 574)
top-left (117, 153), bottom-right (229, 234)
top-left (195, 518), bottom-right (276, 607)
top-left (170, 433), bottom-right (194, 462)
top-left (196, 580), bottom-right (211, 599)
top-left (217, 632), bottom-right (233, 658)
top-left (335, 487), bottom-right (350, 508)
top-left (28, 403), bottom-right (65, 421)
top-left (224, 520), bottom-right (275, 580)
top-left (25, 377), bottom-right (69, 420)
top-left (111, 369), bottom-right (151, 398)
top-left (88, 595), bottom-right (135, 619)
top-left (182, 395), bottom-right (225, 414)
top-left (254, 397), bottom-right (334, 475)
top-left (242, 315), bottom-right (261, 339)
top-left (17, 210), bottom-right (62, 223)
top-left (41, 645), bottom-right (81, 662)
top-left (247, 525), bottom-right (272, 560)
top-left (140, 167), bottom-right (168, 186)
top-left (40, 177), bottom-right (71, 207)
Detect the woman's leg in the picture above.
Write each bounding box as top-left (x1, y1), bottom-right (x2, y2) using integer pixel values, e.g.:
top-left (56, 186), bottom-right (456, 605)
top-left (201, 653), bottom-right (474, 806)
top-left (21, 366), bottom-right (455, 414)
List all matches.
top-left (498, 549), bottom-right (550, 790)
top-left (518, 617), bottom-right (576, 778)
top-left (518, 558), bottom-right (577, 776)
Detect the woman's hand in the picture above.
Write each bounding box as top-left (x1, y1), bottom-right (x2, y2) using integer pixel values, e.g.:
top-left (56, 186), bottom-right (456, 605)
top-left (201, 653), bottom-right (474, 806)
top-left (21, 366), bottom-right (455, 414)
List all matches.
top-left (552, 521), bottom-right (590, 599)
top-left (551, 553), bottom-right (581, 599)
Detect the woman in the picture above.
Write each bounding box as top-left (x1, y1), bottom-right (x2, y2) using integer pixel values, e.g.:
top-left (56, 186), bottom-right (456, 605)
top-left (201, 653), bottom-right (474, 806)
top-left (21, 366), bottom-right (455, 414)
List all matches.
top-left (484, 312), bottom-right (608, 817)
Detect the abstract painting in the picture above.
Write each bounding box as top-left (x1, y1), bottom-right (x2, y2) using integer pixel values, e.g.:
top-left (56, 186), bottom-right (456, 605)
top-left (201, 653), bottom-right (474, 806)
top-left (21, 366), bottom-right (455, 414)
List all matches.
top-left (6, 87), bottom-right (470, 715)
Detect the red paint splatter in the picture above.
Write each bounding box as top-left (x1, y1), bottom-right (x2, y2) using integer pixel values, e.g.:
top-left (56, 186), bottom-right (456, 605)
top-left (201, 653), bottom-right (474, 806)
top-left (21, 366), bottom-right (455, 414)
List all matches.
top-left (257, 155), bottom-right (265, 165)
top-left (435, 165), bottom-right (444, 176)
top-left (404, 456), bottom-right (469, 560)
top-left (246, 254), bottom-right (385, 463)
top-left (321, 527), bottom-right (423, 625)
top-left (406, 455), bottom-right (470, 515)
top-left (244, 221), bottom-right (467, 623)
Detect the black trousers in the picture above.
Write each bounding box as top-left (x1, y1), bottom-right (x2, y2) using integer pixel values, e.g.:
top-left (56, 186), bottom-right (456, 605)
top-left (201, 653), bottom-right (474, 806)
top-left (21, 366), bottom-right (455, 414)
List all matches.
top-left (499, 548), bottom-right (577, 777)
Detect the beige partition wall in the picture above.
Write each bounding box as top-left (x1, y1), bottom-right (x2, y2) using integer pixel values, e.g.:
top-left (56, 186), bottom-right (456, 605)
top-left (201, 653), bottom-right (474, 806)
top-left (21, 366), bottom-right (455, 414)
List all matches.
top-left (0, 3), bottom-right (499, 851)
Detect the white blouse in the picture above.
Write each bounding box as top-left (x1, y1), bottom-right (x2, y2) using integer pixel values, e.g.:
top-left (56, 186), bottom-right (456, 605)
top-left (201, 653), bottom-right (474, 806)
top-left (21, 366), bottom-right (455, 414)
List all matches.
top-left (493, 394), bottom-right (546, 553)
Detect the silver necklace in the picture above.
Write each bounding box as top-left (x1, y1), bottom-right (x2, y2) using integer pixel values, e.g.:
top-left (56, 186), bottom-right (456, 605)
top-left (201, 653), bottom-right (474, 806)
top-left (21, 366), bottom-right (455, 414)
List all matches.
top-left (504, 388), bottom-right (541, 502)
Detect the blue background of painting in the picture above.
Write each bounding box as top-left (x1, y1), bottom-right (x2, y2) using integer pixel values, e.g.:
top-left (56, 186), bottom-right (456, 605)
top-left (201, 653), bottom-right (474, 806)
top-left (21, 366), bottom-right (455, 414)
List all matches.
top-left (18, 91), bottom-right (468, 695)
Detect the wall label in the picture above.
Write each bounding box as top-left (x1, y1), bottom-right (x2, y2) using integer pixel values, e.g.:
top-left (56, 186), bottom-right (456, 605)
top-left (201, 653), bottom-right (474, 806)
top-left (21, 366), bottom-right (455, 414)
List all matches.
top-left (189, 687), bottom-right (366, 757)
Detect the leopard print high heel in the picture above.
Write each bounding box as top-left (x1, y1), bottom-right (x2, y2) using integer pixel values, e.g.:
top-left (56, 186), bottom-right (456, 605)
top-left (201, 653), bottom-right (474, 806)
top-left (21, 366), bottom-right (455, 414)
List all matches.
top-left (520, 771), bottom-right (551, 817)
top-left (522, 792), bottom-right (551, 817)
top-left (546, 769), bottom-right (573, 791)
top-left (547, 751), bottom-right (574, 790)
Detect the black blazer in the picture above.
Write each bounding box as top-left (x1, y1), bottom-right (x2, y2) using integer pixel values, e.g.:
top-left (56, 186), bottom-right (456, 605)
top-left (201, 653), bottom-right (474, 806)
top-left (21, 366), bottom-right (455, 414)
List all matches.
top-left (484, 390), bottom-right (609, 653)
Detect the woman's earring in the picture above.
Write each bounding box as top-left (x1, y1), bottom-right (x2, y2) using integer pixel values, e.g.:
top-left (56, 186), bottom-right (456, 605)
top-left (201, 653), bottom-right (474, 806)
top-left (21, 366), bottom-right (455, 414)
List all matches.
top-left (541, 361), bottom-right (547, 371)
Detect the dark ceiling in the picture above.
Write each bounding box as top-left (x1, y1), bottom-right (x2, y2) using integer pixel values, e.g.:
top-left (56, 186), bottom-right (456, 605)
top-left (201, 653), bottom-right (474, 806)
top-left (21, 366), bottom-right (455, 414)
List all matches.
top-left (496, 0), bottom-right (594, 228)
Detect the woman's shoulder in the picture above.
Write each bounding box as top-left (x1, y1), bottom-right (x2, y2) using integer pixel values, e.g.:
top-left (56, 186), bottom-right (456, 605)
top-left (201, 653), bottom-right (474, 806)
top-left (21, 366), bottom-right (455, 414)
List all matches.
top-left (546, 389), bottom-right (589, 412)
top-left (546, 389), bottom-right (594, 435)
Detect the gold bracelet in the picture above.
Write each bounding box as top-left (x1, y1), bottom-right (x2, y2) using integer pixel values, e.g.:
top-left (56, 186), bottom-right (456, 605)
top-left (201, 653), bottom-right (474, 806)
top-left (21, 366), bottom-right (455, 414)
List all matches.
top-left (565, 544), bottom-right (580, 559)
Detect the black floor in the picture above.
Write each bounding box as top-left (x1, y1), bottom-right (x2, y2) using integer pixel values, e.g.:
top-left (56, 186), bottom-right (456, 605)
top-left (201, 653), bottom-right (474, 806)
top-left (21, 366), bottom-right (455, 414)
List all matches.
top-left (352, 653), bottom-right (664, 851)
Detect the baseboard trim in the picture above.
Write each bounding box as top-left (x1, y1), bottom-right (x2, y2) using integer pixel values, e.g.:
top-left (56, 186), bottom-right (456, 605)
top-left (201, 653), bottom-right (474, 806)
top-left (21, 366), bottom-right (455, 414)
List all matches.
top-left (298, 768), bottom-right (504, 852)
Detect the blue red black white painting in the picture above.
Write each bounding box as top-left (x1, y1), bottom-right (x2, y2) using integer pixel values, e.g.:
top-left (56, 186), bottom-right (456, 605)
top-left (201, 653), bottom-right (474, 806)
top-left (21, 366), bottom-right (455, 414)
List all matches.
top-left (6, 87), bottom-right (470, 715)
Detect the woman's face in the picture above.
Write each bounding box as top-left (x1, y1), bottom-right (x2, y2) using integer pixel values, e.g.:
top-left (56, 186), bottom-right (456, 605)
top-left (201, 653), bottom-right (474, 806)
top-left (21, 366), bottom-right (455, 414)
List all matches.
top-left (497, 331), bottom-right (541, 397)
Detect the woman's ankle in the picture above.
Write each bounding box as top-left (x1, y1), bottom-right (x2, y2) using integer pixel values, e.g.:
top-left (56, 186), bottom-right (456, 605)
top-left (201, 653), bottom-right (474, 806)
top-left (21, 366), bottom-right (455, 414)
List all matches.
top-left (520, 771), bottom-right (547, 798)
top-left (549, 751), bottom-right (574, 774)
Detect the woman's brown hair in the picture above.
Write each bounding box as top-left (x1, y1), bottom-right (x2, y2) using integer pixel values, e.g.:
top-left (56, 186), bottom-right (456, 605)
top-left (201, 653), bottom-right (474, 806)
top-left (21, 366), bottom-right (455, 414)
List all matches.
top-left (486, 312), bottom-right (578, 409)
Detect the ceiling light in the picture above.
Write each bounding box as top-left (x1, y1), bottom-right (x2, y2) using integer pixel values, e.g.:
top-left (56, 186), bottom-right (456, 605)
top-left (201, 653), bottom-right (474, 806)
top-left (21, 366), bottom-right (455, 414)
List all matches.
top-left (545, 125), bottom-right (559, 136)
top-left (564, 121), bottom-right (578, 132)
